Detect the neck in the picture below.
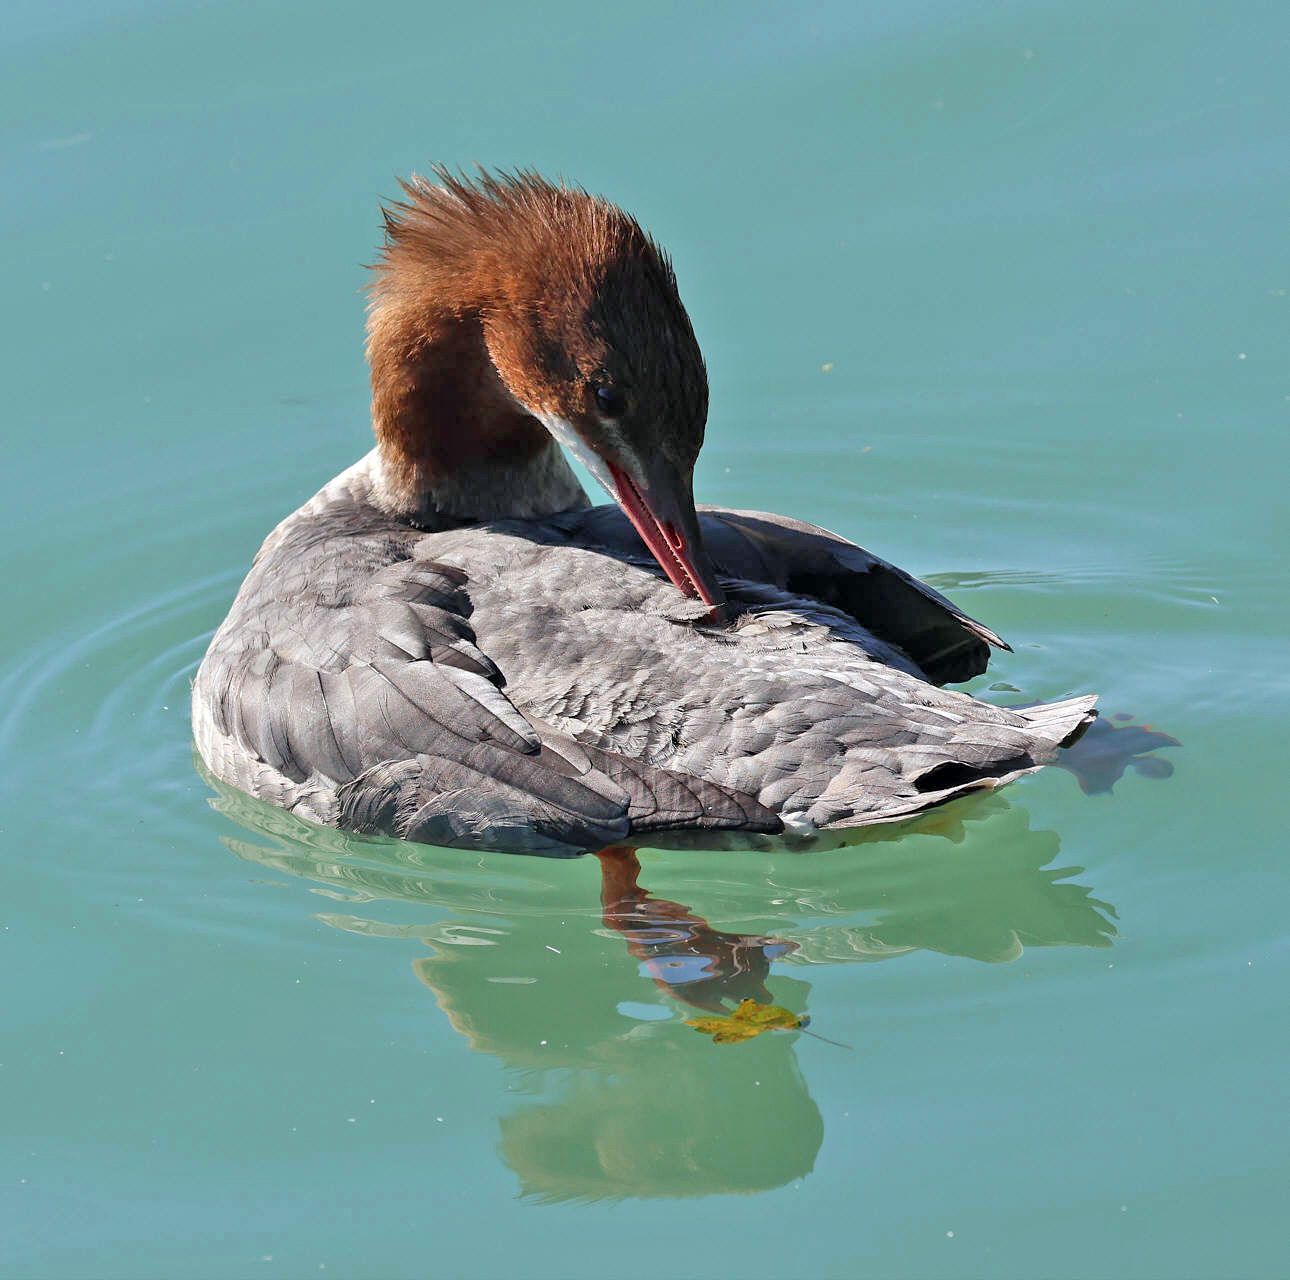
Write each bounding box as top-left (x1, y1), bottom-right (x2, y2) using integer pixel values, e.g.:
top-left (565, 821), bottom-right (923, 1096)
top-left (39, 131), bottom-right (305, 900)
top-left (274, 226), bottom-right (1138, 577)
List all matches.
top-left (366, 302), bottom-right (587, 524)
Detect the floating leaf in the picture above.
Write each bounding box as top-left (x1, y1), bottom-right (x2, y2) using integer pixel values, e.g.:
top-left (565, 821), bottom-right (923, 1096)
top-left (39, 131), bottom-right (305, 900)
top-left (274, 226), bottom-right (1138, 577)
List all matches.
top-left (685, 998), bottom-right (804, 1045)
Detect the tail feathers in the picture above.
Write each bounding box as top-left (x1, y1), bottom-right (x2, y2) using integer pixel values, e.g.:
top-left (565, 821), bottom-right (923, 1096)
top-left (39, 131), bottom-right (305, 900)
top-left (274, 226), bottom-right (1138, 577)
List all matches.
top-left (1015, 695), bottom-right (1099, 754)
top-left (821, 694), bottom-right (1098, 835)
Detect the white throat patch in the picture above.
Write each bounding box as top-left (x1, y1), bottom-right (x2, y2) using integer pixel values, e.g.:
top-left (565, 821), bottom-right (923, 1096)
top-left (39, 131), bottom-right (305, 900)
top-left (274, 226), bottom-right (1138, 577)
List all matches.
top-left (538, 413), bottom-right (620, 504)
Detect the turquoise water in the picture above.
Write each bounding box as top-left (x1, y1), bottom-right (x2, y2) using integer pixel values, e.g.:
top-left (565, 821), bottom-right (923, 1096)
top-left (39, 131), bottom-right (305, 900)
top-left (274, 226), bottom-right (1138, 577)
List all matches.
top-left (4, 2), bottom-right (1287, 1276)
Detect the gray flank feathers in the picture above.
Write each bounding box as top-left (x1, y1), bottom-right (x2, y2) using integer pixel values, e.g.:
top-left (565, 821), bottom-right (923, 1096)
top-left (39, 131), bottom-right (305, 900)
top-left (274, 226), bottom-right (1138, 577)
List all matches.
top-left (192, 457), bottom-right (1095, 855)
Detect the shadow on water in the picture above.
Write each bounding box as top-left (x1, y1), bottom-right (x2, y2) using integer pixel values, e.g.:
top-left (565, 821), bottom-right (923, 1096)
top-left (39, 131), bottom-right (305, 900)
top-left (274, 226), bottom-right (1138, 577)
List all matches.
top-left (1052, 714), bottom-right (1180, 795)
top-left (198, 757), bottom-right (1130, 1201)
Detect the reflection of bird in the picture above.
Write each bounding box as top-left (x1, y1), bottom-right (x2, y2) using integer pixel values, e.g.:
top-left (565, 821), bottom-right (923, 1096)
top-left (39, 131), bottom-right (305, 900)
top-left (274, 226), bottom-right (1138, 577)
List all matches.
top-left (410, 849), bottom-right (824, 1202)
top-left (596, 847), bottom-right (794, 1012)
top-left (204, 761), bottom-right (1119, 1010)
top-left (771, 795), bottom-right (1118, 965)
top-left (201, 758), bottom-right (1119, 990)
top-left (495, 1030), bottom-right (825, 1203)
top-left (205, 771), bottom-right (1118, 1201)
top-left (193, 169), bottom-right (1097, 855)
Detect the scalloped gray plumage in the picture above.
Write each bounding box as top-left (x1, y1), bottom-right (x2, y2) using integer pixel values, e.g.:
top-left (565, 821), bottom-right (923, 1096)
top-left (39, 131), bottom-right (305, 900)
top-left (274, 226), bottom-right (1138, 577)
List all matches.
top-left (192, 455), bottom-right (1096, 856)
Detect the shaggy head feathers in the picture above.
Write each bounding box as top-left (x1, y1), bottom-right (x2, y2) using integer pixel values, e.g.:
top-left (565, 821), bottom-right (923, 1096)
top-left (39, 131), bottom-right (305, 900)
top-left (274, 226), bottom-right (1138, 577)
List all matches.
top-left (367, 168), bottom-right (709, 473)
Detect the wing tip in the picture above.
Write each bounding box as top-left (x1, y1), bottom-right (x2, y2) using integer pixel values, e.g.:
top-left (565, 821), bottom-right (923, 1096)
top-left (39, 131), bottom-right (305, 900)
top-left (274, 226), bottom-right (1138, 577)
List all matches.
top-left (958, 613), bottom-right (1010, 652)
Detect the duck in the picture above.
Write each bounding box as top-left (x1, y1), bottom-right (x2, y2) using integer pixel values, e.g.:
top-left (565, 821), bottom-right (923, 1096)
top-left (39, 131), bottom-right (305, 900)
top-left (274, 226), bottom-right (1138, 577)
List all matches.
top-left (192, 168), bottom-right (1096, 857)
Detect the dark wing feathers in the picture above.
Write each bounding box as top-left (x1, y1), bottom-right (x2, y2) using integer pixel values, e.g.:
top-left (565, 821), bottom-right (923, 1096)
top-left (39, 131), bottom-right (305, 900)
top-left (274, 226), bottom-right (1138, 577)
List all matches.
top-left (334, 732), bottom-right (772, 856)
top-left (197, 533), bottom-right (779, 855)
top-left (700, 508), bottom-right (1006, 685)
top-left (550, 504), bottom-right (1002, 685)
top-left (571, 738), bottom-right (781, 834)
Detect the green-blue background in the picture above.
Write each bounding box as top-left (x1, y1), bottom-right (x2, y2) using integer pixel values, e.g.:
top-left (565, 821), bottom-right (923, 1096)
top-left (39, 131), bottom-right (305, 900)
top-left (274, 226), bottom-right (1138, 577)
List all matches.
top-left (4, 2), bottom-right (1286, 1276)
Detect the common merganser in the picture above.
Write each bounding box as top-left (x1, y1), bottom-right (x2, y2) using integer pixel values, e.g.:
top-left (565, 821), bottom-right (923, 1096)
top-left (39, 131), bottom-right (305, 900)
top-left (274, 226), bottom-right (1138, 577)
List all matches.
top-left (192, 169), bottom-right (1096, 856)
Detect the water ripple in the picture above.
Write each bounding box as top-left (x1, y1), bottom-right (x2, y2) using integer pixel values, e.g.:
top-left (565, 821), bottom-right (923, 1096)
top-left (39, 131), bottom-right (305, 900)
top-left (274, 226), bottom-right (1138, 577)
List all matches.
top-left (0, 525), bottom-right (1179, 954)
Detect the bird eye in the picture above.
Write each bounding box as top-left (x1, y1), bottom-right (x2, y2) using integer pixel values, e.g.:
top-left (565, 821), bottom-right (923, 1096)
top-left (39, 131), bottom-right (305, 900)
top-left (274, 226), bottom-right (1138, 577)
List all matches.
top-left (594, 384), bottom-right (627, 418)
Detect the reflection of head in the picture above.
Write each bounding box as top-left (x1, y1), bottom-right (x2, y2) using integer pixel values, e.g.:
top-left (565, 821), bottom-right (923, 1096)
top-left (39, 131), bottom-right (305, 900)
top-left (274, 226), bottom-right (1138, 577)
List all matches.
top-left (417, 944), bottom-right (820, 1202)
top-left (497, 990), bottom-right (823, 1202)
top-left (413, 942), bottom-right (824, 1202)
top-left (412, 942), bottom-right (632, 1068)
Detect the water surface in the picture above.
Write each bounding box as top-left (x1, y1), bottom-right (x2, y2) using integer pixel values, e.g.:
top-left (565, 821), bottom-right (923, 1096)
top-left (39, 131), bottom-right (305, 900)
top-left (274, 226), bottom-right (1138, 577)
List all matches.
top-left (4, 2), bottom-right (1287, 1277)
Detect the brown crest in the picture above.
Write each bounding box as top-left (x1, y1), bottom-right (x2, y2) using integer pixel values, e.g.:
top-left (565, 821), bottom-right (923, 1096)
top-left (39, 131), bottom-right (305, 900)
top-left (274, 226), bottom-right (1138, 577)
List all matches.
top-left (365, 168), bottom-right (708, 518)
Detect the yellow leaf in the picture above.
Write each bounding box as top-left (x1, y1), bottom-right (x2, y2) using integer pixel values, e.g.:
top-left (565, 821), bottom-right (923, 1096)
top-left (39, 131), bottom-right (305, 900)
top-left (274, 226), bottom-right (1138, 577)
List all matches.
top-left (685, 999), bottom-right (803, 1045)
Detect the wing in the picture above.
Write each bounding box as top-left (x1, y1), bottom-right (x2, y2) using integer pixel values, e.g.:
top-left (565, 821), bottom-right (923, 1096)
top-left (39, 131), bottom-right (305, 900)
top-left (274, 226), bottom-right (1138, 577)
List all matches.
top-left (554, 504), bottom-right (1006, 685)
top-left (194, 514), bottom-right (779, 855)
top-left (698, 508), bottom-right (1007, 685)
